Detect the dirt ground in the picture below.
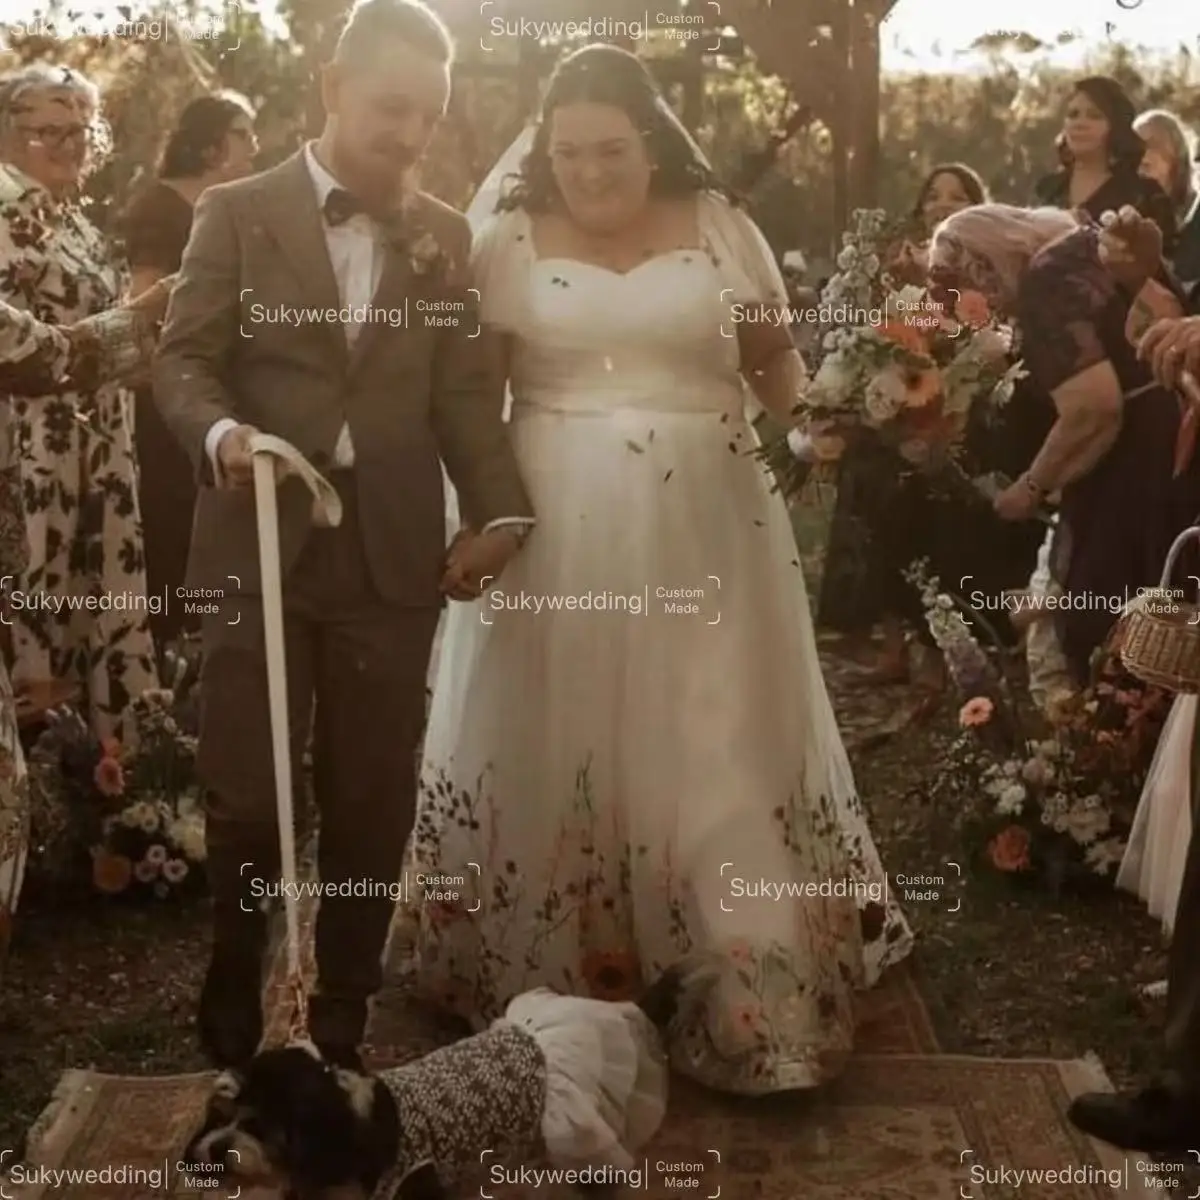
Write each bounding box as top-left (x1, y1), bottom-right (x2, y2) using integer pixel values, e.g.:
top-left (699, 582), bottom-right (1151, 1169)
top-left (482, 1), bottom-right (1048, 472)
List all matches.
top-left (0, 651), bottom-right (1173, 1157)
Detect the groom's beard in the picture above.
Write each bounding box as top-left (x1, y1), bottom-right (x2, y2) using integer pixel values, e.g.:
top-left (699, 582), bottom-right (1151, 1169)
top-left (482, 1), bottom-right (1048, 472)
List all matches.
top-left (331, 138), bottom-right (419, 210)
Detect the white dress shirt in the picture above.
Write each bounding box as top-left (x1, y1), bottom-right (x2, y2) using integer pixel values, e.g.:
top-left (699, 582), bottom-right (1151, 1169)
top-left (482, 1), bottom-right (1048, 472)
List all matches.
top-left (204, 144), bottom-right (531, 537)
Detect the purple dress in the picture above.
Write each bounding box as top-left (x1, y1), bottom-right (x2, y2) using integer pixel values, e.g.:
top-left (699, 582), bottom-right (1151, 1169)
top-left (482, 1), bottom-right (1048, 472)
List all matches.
top-left (1016, 226), bottom-right (1200, 680)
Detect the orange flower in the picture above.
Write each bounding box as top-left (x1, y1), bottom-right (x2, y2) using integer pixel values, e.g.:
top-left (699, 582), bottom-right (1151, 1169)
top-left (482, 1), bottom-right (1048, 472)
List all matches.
top-left (958, 697), bottom-right (994, 728)
top-left (811, 433), bottom-right (846, 462)
top-left (93, 756), bottom-right (124, 798)
top-left (956, 289), bottom-right (991, 328)
top-left (988, 825), bottom-right (1031, 872)
top-left (878, 319), bottom-right (929, 356)
top-left (903, 367), bottom-right (942, 408)
top-left (92, 847), bottom-right (133, 893)
top-left (581, 949), bottom-right (641, 1002)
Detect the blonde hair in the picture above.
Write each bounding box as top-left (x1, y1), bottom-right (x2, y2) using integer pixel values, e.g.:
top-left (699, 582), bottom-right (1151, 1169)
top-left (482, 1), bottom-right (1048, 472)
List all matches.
top-left (928, 204), bottom-right (1079, 311)
top-left (1134, 109), bottom-right (1196, 207)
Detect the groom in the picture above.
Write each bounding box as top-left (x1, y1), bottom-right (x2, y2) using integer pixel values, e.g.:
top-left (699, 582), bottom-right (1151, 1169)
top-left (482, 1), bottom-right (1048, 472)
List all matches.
top-left (153, 0), bottom-right (532, 1070)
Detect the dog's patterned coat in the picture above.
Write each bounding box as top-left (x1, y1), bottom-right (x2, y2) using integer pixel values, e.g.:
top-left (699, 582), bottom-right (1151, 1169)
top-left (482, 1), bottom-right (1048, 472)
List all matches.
top-left (372, 1020), bottom-right (548, 1196)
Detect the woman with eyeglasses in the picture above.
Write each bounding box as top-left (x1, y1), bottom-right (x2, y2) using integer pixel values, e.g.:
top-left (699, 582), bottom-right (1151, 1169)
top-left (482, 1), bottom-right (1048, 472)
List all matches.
top-left (0, 276), bottom-right (173, 964)
top-left (119, 92), bottom-right (258, 650)
top-left (0, 64), bottom-right (158, 737)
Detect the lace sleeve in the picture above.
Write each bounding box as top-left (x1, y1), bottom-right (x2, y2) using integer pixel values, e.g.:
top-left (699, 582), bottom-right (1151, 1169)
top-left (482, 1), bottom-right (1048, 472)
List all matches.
top-left (1016, 231), bottom-right (1112, 393)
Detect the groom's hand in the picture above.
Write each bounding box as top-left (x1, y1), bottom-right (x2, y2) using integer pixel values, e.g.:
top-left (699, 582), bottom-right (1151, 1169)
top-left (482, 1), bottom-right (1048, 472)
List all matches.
top-left (441, 528), bottom-right (523, 600)
top-left (216, 423), bottom-right (258, 487)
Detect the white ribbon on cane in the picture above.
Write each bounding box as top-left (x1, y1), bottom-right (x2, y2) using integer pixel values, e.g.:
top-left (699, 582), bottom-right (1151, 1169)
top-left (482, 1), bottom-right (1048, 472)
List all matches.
top-left (250, 434), bottom-right (343, 1040)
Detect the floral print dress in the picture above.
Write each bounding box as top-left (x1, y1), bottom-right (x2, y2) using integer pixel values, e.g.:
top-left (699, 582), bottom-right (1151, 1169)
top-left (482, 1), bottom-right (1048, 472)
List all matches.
top-left (0, 164), bottom-right (156, 740)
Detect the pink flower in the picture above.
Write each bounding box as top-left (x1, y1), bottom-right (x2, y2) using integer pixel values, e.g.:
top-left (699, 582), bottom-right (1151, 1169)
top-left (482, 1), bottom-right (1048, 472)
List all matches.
top-left (958, 697), bottom-right (995, 728)
top-left (956, 289), bottom-right (991, 328)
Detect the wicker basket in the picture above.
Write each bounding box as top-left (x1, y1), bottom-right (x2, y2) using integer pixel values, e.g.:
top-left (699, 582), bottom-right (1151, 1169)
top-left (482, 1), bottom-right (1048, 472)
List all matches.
top-left (1120, 526), bottom-right (1200, 692)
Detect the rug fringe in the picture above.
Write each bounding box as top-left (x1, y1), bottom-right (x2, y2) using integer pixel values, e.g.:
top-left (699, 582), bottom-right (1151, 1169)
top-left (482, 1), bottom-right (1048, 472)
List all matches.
top-left (23, 1069), bottom-right (93, 1164)
top-left (1076, 1050), bottom-right (1116, 1094)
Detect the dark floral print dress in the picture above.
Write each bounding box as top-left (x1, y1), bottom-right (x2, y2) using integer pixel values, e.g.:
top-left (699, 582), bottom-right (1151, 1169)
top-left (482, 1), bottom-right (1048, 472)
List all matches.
top-left (0, 163), bottom-right (156, 739)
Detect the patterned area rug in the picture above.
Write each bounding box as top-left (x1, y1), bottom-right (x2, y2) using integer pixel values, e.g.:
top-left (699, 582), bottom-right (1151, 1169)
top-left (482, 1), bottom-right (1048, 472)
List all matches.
top-left (8, 894), bottom-right (1151, 1199)
top-left (7, 1055), bottom-right (1145, 1199)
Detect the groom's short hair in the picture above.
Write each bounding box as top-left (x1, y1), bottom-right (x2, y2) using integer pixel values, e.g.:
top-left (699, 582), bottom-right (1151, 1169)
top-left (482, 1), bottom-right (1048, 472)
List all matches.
top-left (334, 0), bottom-right (454, 66)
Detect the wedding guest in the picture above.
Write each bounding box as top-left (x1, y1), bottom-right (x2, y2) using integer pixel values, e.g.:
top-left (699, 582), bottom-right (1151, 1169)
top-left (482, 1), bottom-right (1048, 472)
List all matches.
top-left (819, 163), bottom-right (988, 693)
top-left (1135, 109), bottom-right (1200, 290)
top-left (120, 91), bottom-right (258, 650)
top-left (1070, 207), bottom-right (1200, 1154)
top-left (0, 64), bottom-right (158, 739)
top-left (930, 204), bottom-right (1200, 681)
top-left (1035, 77), bottom-right (1175, 247)
top-left (0, 278), bottom-right (172, 966)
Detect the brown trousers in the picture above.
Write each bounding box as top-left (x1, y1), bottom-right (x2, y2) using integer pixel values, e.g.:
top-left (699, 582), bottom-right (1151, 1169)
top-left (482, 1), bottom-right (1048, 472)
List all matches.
top-left (198, 476), bottom-right (439, 1045)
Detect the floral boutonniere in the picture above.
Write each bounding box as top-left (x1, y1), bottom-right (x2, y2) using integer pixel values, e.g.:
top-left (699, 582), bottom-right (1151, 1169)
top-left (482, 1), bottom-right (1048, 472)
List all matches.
top-left (407, 229), bottom-right (447, 277)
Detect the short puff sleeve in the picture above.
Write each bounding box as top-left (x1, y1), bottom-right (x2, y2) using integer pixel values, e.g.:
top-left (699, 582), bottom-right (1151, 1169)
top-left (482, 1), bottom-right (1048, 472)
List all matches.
top-left (469, 209), bottom-right (531, 334)
top-left (1016, 228), bottom-right (1112, 394)
top-left (698, 192), bottom-right (789, 307)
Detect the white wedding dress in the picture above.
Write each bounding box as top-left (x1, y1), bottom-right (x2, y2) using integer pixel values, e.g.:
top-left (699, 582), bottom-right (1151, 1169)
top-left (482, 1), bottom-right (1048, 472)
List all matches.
top-left (410, 193), bottom-right (913, 1094)
top-left (1117, 694), bottom-right (1194, 935)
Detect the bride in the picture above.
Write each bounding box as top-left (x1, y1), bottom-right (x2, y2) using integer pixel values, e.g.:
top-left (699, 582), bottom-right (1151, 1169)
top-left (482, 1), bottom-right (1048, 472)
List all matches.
top-left (409, 42), bottom-right (913, 1094)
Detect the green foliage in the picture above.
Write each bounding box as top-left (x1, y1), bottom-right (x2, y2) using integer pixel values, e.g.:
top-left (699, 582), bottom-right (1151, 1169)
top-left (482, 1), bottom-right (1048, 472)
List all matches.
top-left (0, 5), bottom-right (1195, 266)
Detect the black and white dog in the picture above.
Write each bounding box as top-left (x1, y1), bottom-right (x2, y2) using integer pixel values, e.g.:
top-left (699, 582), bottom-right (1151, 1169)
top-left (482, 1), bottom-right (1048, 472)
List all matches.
top-left (185, 965), bottom-right (698, 1199)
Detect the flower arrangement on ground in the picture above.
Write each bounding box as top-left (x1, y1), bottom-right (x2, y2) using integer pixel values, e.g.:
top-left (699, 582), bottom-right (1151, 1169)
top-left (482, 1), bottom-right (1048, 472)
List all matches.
top-left (907, 561), bottom-right (1169, 889)
top-left (26, 643), bottom-right (205, 900)
top-left (756, 207), bottom-right (1024, 502)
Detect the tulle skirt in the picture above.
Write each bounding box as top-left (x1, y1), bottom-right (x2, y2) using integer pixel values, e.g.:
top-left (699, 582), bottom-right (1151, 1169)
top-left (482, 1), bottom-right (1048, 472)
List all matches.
top-left (1117, 694), bottom-right (1194, 935)
top-left (413, 403), bottom-right (913, 1093)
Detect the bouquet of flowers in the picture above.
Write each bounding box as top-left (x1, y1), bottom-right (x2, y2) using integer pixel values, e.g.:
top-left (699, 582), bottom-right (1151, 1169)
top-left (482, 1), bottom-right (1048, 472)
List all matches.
top-left (756, 208), bottom-right (1025, 503)
top-left (27, 649), bottom-right (206, 900)
top-left (909, 562), bottom-right (1170, 889)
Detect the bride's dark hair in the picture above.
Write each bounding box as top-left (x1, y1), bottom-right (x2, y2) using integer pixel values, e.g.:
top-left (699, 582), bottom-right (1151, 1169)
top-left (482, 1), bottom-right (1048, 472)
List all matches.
top-left (495, 42), bottom-right (735, 213)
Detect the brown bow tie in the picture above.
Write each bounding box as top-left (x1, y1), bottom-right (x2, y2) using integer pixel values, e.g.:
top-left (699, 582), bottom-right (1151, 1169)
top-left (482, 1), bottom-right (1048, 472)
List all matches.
top-left (323, 187), bottom-right (368, 227)
top-left (323, 188), bottom-right (406, 247)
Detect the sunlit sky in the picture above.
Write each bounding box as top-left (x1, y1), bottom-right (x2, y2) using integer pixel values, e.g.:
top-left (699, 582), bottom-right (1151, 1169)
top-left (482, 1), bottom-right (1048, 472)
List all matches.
top-left (0, 0), bottom-right (1195, 71)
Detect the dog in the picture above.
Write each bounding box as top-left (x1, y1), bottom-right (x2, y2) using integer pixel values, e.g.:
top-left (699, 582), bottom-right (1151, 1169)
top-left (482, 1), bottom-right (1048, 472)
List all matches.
top-left (185, 963), bottom-right (700, 1199)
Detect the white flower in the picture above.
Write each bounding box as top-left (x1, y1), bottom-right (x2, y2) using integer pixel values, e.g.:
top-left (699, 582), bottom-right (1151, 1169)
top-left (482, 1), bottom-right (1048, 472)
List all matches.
top-left (1036, 739), bottom-right (1061, 760)
top-left (134, 857), bottom-right (159, 882)
top-left (1003, 759), bottom-right (1022, 778)
top-left (162, 859), bottom-right (188, 884)
top-left (1063, 803), bottom-right (1110, 844)
top-left (966, 327), bottom-right (1011, 362)
top-left (836, 246), bottom-right (860, 270)
top-left (119, 800), bottom-right (161, 834)
top-left (144, 843), bottom-right (168, 866)
top-left (1085, 837), bottom-right (1126, 874)
top-left (862, 254), bottom-right (880, 276)
top-left (995, 783), bottom-right (1026, 815)
top-left (864, 380), bottom-right (903, 423)
top-left (169, 815), bottom-right (206, 863)
top-left (1021, 757), bottom-right (1053, 787)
